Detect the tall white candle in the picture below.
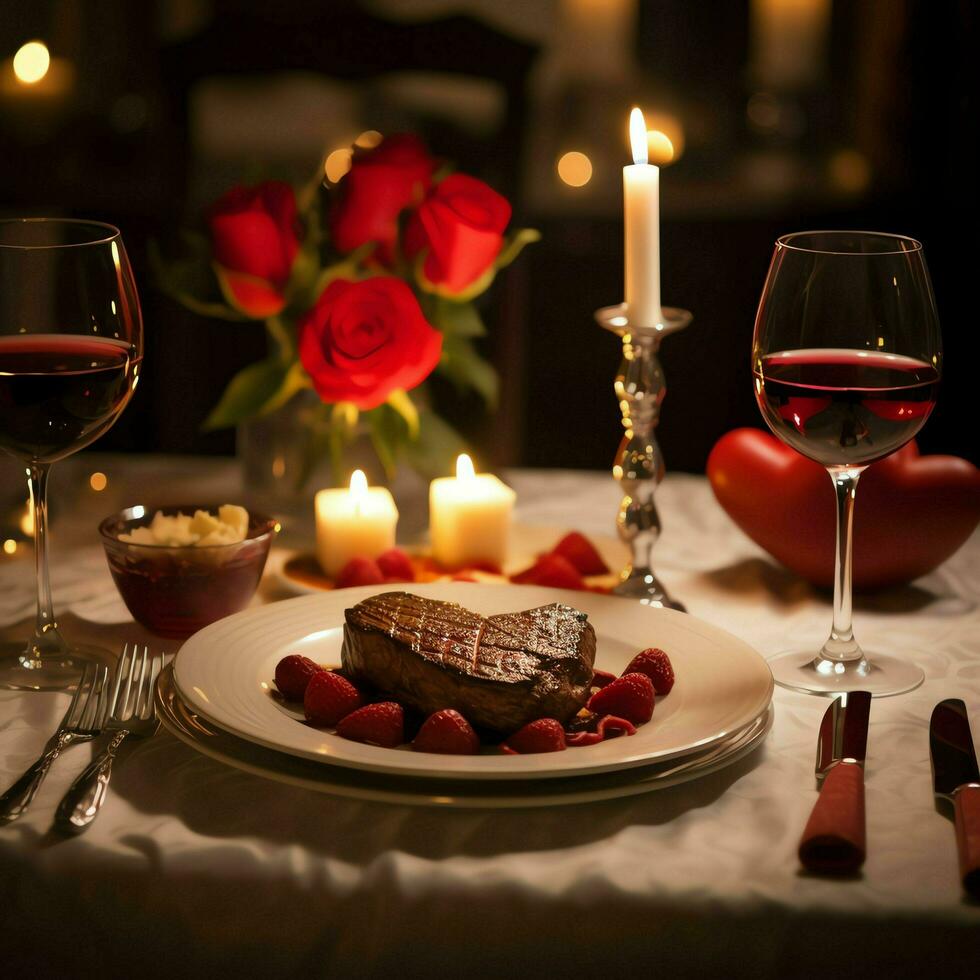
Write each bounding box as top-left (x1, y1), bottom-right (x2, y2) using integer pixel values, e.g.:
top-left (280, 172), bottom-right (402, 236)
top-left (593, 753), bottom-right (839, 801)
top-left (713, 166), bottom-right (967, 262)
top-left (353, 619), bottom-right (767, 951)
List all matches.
top-left (315, 470), bottom-right (398, 578)
top-left (624, 107), bottom-right (662, 328)
top-left (429, 454), bottom-right (516, 570)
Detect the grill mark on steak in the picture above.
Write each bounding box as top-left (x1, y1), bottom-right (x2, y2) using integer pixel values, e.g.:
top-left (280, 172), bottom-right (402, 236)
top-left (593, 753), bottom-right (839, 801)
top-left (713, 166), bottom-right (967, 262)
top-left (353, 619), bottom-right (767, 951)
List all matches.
top-left (341, 592), bottom-right (597, 734)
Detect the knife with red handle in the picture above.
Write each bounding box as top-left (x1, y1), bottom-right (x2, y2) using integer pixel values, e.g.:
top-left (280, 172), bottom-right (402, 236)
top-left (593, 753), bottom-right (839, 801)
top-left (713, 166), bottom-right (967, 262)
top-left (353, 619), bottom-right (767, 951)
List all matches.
top-left (929, 699), bottom-right (980, 899)
top-left (798, 691), bottom-right (871, 874)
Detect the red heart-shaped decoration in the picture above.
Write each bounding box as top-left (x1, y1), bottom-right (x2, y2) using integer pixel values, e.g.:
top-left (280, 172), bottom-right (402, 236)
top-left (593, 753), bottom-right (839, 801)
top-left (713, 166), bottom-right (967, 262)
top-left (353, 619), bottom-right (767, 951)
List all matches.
top-left (707, 429), bottom-right (980, 590)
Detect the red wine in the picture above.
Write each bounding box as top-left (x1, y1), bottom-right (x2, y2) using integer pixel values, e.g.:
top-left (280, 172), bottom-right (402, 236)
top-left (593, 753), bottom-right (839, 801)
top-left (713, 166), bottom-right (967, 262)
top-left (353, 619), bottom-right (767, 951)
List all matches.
top-left (755, 348), bottom-right (939, 467)
top-left (0, 335), bottom-right (139, 462)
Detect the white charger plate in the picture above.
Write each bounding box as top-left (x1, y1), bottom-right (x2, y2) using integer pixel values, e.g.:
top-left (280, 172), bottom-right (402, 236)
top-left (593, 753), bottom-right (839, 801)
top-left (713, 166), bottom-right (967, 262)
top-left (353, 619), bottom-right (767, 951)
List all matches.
top-left (157, 665), bottom-right (774, 808)
top-left (173, 583), bottom-right (773, 781)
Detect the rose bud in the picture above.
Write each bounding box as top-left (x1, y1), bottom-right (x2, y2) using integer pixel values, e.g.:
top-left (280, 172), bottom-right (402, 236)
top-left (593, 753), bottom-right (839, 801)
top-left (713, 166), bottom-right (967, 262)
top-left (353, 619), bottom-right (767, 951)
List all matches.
top-left (405, 173), bottom-right (511, 296)
top-left (207, 181), bottom-right (302, 318)
top-left (330, 134), bottom-right (437, 266)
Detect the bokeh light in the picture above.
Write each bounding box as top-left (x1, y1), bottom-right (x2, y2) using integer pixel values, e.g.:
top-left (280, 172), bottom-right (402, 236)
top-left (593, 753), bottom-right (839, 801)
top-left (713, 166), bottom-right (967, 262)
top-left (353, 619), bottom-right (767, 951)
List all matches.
top-left (829, 148), bottom-right (871, 193)
top-left (13, 41), bottom-right (50, 85)
top-left (646, 131), bottom-right (675, 165)
top-left (557, 151), bottom-right (593, 187)
top-left (324, 148), bottom-right (353, 183)
top-left (354, 130), bottom-right (383, 149)
top-left (645, 113), bottom-right (685, 164)
top-left (89, 471), bottom-right (108, 492)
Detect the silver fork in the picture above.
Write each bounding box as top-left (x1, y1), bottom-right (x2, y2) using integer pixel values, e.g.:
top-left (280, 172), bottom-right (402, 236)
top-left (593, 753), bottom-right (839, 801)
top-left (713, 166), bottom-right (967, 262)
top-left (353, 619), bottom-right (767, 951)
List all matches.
top-left (55, 644), bottom-right (162, 834)
top-left (0, 662), bottom-right (110, 824)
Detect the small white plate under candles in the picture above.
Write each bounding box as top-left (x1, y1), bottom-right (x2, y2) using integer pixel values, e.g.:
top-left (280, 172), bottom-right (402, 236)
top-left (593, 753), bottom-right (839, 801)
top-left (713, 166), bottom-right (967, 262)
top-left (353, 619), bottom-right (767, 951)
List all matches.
top-left (283, 455), bottom-right (529, 593)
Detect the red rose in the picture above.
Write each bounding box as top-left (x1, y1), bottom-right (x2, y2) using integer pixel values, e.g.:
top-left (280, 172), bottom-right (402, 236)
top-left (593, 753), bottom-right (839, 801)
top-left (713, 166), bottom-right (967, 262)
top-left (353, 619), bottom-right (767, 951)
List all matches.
top-left (298, 277), bottom-right (442, 409)
top-left (208, 181), bottom-right (301, 318)
top-left (405, 173), bottom-right (511, 295)
top-left (330, 134), bottom-right (437, 265)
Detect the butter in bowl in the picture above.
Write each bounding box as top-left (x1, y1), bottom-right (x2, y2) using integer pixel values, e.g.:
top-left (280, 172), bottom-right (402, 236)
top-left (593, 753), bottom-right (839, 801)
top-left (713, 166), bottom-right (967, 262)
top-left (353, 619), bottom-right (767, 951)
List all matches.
top-left (100, 504), bottom-right (278, 638)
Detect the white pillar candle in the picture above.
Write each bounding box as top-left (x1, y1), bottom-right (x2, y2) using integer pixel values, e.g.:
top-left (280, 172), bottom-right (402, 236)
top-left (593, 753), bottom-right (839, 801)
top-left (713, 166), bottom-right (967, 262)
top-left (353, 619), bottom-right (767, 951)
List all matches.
top-left (315, 470), bottom-right (398, 578)
top-left (429, 454), bottom-right (516, 570)
top-left (623, 107), bottom-right (662, 329)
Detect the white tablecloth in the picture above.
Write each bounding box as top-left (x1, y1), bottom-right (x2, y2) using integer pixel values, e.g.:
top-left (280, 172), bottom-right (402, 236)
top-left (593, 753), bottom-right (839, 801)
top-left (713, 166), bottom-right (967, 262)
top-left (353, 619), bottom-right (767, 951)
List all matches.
top-left (1, 455), bottom-right (978, 978)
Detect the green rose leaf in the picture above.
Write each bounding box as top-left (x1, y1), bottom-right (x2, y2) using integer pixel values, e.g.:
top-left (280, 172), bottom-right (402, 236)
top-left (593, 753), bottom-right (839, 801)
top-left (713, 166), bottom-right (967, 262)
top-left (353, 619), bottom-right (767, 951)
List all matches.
top-left (366, 404), bottom-right (406, 479)
top-left (429, 299), bottom-right (486, 338)
top-left (401, 408), bottom-right (469, 479)
top-left (203, 358), bottom-right (310, 431)
top-left (439, 334), bottom-right (499, 407)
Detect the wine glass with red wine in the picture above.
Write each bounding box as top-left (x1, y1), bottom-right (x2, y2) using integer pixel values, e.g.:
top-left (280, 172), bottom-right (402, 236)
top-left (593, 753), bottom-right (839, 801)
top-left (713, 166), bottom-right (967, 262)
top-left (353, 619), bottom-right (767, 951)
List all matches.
top-left (0, 219), bottom-right (143, 690)
top-left (753, 231), bottom-right (941, 696)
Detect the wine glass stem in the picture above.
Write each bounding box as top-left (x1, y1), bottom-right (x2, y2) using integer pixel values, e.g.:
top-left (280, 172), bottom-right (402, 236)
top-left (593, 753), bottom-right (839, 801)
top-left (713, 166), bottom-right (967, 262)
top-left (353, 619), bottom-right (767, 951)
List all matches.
top-left (26, 462), bottom-right (65, 664)
top-left (820, 466), bottom-right (866, 663)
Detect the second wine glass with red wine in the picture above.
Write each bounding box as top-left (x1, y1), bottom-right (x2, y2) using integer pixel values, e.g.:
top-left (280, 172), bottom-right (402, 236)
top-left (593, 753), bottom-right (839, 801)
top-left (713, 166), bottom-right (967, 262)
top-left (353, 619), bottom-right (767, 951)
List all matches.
top-left (753, 231), bottom-right (941, 696)
top-left (0, 219), bottom-right (143, 691)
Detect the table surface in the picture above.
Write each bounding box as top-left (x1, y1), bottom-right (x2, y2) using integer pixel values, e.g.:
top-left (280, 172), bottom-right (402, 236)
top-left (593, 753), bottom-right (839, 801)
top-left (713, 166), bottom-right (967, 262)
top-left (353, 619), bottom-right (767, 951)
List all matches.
top-left (1, 453), bottom-right (978, 978)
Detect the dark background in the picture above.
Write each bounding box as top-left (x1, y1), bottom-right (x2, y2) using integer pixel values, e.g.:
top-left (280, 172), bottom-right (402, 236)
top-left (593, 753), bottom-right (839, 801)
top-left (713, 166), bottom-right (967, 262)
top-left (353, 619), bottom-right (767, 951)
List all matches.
top-left (1, 0), bottom-right (975, 473)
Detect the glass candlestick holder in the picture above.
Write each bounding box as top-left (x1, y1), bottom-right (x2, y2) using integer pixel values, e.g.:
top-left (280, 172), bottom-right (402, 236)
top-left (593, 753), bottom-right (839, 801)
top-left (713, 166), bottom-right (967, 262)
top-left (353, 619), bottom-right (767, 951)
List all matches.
top-left (595, 303), bottom-right (692, 610)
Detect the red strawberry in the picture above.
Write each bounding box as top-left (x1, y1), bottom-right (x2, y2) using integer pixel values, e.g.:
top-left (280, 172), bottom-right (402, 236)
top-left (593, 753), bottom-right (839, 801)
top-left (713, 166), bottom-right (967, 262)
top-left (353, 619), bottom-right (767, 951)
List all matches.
top-left (551, 531), bottom-right (609, 576)
top-left (510, 554), bottom-right (585, 591)
top-left (591, 668), bottom-right (618, 690)
top-left (501, 718), bottom-right (566, 754)
top-left (376, 548), bottom-right (415, 581)
top-left (624, 648), bottom-right (675, 695)
top-left (275, 654), bottom-right (321, 701)
top-left (587, 672), bottom-right (654, 724)
top-left (336, 701), bottom-right (405, 748)
top-left (303, 670), bottom-right (363, 726)
top-left (334, 556), bottom-right (384, 589)
top-left (412, 709), bottom-right (481, 755)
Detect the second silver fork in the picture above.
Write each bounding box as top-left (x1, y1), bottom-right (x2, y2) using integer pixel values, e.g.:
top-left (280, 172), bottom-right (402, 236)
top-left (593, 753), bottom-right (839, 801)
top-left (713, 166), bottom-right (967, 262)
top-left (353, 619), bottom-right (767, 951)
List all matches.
top-left (0, 661), bottom-right (109, 824)
top-left (55, 644), bottom-right (162, 834)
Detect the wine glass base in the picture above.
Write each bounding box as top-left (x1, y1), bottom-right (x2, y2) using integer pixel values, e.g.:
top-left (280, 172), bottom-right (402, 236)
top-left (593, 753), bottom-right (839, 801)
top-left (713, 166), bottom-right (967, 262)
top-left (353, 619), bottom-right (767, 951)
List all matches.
top-left (613, 571), bottom-right (686, 612)
top-left (768, 649), bottom-right (925, 698)
top-left (0, 642), bottom-right (117, 692)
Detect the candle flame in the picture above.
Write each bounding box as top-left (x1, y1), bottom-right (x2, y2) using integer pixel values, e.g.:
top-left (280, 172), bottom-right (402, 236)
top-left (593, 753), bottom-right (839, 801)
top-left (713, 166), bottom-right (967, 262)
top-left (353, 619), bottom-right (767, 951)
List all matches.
top-left (349, 469), bottom-right (368, 502)
top-left (629, 107), bottom-right (648, 166)
top-left (456, 454), bottom-right (476, 482)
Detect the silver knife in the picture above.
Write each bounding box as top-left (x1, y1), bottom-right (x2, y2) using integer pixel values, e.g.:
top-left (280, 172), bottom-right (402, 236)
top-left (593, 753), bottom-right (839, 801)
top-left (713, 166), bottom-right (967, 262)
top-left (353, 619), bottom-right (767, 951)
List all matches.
top-left (798, 690), bottom-right (871, 874)
top-left (929, 699), bottom-right (980, 899)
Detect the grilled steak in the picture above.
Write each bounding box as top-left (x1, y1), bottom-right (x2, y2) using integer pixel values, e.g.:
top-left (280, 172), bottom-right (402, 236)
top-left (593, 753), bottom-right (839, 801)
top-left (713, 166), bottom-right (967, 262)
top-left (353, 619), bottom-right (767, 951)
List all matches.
top-left (342, 592), bottom-right (596, 734)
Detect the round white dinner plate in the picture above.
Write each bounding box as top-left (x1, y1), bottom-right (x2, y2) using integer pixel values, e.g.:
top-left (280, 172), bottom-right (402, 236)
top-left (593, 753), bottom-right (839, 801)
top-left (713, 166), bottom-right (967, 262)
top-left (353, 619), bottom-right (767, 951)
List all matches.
top-left (270, 525), bottom-right (626, 596)
top-left (157, 665), bottom-right (774, 808)
top-left (173, 582), bottom-right (773, 780)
